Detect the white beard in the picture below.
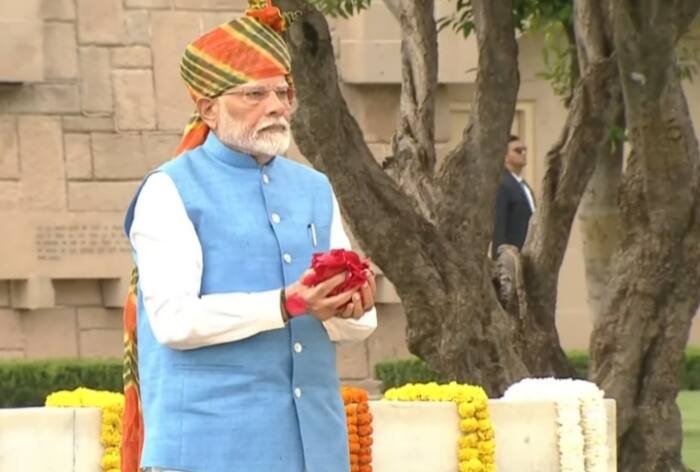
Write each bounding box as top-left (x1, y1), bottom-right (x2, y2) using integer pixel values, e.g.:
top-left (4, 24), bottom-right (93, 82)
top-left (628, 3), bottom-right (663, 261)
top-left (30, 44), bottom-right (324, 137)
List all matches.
top-left (216, 108), bottom-right (291, 158)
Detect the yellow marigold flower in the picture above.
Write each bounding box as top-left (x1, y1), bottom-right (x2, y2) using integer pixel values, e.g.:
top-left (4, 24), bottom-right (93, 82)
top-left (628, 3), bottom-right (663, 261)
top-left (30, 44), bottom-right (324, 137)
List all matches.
top-left (458, 401), bottom-right (476, 418)
top-left (478, 419), bottom-right (492, 432)
top-left (459, 433), bottom-right (479, 448)
top-left (100, 448), bottom-right (121, 470)
top-left (458, 447), bottom-right (479, 461)
top-left (478, 440), bottom-right (495, 455)
top-left (459, 458), bottom-right (485, 472)
top-left (460, 418), bottom-right (479, 433)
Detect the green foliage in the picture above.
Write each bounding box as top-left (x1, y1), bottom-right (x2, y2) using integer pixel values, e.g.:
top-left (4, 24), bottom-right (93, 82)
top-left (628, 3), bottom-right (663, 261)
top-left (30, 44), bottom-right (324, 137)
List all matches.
top-left (679, 391), bottom-right (700, 469)
top-left (374, 349), bottom-right (700, 392)
top-left (373, 358), bottom-right (446, 391)
top-left (0, 358), bottom-right (123, 408)
top-left (677, 22), bottom-right (700, 82)
top-left (308, 0), bottom-right (372, 18)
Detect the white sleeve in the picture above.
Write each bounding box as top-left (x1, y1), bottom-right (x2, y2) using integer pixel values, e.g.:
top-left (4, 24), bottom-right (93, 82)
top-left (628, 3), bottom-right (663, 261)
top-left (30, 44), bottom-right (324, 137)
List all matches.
top-left (322, 191), bottom-right (378, 344)
top-left (129, 172), bottom-right (285, 350)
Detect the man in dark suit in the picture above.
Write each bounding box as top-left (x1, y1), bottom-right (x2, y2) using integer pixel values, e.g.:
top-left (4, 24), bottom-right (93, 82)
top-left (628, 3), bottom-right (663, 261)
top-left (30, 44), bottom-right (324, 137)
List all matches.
top-left (491, 135), bottom-right (536, 259)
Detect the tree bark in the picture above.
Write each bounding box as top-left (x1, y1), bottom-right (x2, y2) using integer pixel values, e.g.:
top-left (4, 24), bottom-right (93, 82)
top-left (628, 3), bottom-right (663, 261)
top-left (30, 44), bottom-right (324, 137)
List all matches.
top-left (590, 1), bottom-right (700, 470)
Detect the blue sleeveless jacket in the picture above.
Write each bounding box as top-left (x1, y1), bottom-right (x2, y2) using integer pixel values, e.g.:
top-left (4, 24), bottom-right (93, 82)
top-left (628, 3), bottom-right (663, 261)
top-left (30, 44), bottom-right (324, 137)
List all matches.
top-left (124, 132), bottom-right (350, 472)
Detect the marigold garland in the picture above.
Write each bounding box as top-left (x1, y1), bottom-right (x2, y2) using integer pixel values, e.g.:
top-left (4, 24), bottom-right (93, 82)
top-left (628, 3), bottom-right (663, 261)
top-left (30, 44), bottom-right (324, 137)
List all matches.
top-left (45, 387), bottom-right (124, 472)
top-left (383, 382), bottom-right (496, 472)
top-left (341, 386), bottom-right (373, 472)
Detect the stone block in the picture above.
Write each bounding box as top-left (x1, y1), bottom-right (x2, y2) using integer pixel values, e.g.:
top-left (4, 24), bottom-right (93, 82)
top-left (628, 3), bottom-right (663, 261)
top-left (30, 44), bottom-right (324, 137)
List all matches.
top-left (126, 0), bottom-right (172, 7)
top-left (101, 278), bottom-right (130, 308)
top-left (79, 47), bottom-right (114, 113)
top-left (62, 116), bottom-right (115, 132)
top-left (125, 10), bottom-right (151, 45)
top-left (73, 409), bottom-right (105, 472)
top-left (340, 40), bottom-right (401, 84)
top-left (0, 21), bottom-right (44, 83)
top-left (111, 46), bottom-right (153, 68)
top-left (367, 303), bottom-right (410, 369)
top-left (202, 12), bottom-right (243, 31)
top-left (92, 133), bottom-right (148, 179)
top-left (0, 282), bottom-right (9, 306)
top-left (76, 0), bottom-right (127, 45)
top-left (375, 274), bottom-right (399, 304)
top-left (0, 116), bottom-right (19, 179)
top-left (0, 309), bottom-right (25, 349)
top-left (41, 0), bottom-right (76, 20)
top-left (79, 329), bottom-right (122, 357)
top-left (23, 308), bottom-right (78, 358)
top-left (10, 277), bottom-right (56, 310)
top-left (0, 84), bottom-right (80, 114)
top-left (18, 116), bottom-right (66, 210)
top-left (0, 182), bottom-right (21, 210)
top-left (0, 408), bottom-right (76, 471)
top-left (174, 0), bottom-right (248, 9)
top-left (54, 280), bottom-right (102, 306)
top-left (143, 132), bottom-right (181, 168)
top-left (336, 342), bottom-right (370, 379)
top-left (151, 11), bottom-right (202, 130)
top-left (44, 22), bottom-right (79, 80)
top-left (113, 70), bottom-right (157, 130)
top-left (0, 0), bottom-right (40, 20)
top-left (64, 133), bottom-right (93, 180)
top-left (68, 181), bottom-right (140, 211)
top-left (78, 307), bottom-right (122, 329)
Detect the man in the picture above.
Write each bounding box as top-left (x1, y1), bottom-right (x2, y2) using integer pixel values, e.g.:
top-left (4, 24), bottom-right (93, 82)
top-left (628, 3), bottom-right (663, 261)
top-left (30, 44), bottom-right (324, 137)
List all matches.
top-left (491, 135), bottom-right (536, 258)
top-left (122, 3), bottom-right (377, 472)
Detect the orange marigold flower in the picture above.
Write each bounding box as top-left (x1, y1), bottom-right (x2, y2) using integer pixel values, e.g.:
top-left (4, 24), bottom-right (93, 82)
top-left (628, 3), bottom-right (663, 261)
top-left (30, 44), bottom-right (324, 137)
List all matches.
top-left (358, 425), bottom-right (373, 436)
top-left (359, 436), bottom-right (373, 447)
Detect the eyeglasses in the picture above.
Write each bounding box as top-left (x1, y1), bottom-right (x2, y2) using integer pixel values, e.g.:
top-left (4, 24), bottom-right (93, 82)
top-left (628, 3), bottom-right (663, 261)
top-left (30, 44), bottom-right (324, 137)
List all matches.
top-left (223, 86), bottom-right (295, 106)
top-left (513, 146), bottom-right (527, 154)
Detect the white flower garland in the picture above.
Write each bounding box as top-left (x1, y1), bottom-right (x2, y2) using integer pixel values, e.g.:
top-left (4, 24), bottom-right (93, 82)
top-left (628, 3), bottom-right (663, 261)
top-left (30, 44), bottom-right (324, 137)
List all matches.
top-left (503, 378), bottom-right (608, 471)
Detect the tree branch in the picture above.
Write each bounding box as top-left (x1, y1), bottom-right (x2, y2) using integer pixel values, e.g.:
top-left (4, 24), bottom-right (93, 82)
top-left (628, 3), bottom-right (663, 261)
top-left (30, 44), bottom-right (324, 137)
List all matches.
top-left (434, 0), bottom-right (519, 256)
top-left (276, 0), bottom-right (450, 309)
top-left (382, 0), bottom-right (439, 221)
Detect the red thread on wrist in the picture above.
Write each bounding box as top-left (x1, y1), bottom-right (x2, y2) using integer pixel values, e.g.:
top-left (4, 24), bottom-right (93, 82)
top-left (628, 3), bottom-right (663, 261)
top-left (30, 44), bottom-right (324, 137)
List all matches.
top-left (285, 294), bottom-right (307, 316)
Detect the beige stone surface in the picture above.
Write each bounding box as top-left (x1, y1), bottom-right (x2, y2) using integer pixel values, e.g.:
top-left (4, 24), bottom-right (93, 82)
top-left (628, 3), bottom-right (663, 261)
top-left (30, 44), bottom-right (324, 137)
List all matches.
top-left (0, 181), bottom-right (21, 210)
top-left (0, 84), bottom-right (80, 114)
top-left (174, 0), bottom-right (248, 9)
top-left (0, 0), bottom-right (41, 19)
top-left (55, 280), bottom-right (102, 306)
top-left (101, 277), bottom-right (131, 308)
top-left (336, 342), bottom-right (370, 379)
top-left (79, 328), bottom-right (122, 357)
top-left (126, 0), bottom-right (172, 8)
top-left (41, 0), bottom-right (76, 20)
top-left (77, 307), bottom-right (122, 329)
top-left (0, 211), bottom-right (133, 279)
top-left (62, 116), bottom-right (114, 132)
top-left (0, 116), bottom-right (19, 179)
top-left (23, 308), bottom-right (78, 357)
top-left (64, 133), bottom-right (93, 180)
top-left (0, 308), bottom-right (25, 349)
top-left (125, 10), bottom-right (151, 45)
top-left (79, 47), bottom-right (114, 114)
top-left (92, 133), bottom-right (148, 179)
top-left (18, 116), bottom-right (66, 211)
top-left (68, 181), bottom-right (140, 211)
top-left (367, 303), bottom-right (411, 369)
top-left (0, 350), bottom-right (25, 359)
top-left (201, 12), bottom-right (244, 31)
top-left (10, 277), bottom-right (55, 310)
top-left (114, 70), bottom-right (158, 130)
top-left (0, 21), bottom-right (44, 82)
top-left (111, 46), bottom-right (153, 68)
top-left (76, 0), bottom-right (127, 45)
top-left (151, 11), bottom-right (202, 130)
top-left (44, 22), bottom-right (78, 80)
top-left (0, 408), bottom-right (103, 472)
top-left (144, 132), bottom-right (181, 168)
top-left (0, 282), bottom-right (10, 306)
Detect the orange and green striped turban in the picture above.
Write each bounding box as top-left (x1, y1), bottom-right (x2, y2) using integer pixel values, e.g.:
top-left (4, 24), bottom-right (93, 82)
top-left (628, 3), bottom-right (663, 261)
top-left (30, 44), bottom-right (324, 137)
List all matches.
top-left (175, 0), bottom-right (294, 155)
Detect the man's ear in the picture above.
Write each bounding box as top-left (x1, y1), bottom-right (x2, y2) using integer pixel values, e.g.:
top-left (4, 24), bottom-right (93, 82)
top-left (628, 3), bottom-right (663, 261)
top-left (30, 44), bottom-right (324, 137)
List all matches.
top-left (196, 97), bottom-right (218, 130)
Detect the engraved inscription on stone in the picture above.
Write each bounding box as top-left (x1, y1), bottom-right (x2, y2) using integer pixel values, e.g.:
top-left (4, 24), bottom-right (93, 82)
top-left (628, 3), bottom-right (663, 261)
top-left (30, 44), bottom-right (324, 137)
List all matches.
top-left (35, 224), bottom-right (130, 262)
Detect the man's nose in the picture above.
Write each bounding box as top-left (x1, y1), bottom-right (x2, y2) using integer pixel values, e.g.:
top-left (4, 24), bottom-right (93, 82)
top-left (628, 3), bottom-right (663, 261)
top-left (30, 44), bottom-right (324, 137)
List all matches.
top-left (262, 91), bottom-right (287, 115)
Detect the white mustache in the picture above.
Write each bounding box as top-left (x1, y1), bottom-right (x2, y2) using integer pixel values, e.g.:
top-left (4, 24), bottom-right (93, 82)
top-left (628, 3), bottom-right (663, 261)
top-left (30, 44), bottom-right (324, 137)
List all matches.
top-left (254, 118), bottom-right (290, 135)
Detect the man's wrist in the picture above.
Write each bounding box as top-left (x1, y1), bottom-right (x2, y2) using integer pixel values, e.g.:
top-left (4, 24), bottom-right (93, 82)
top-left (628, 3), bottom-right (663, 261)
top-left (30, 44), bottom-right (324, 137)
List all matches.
top-left (280, 289), bottom-right (289, 322)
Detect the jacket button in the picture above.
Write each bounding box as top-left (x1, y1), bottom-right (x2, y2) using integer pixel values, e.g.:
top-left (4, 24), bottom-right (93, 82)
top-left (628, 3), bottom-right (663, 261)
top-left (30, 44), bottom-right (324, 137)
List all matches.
top-left (271, 213), bottom-right (281, 224)
top-left (283, 253), bottom-right (292, 264)
top-left (294, 387), bottom-right (302, 398)
top-left (262, 174), bottom-right (270, 184)
top-left (294, 342), bottom-right (303, 353)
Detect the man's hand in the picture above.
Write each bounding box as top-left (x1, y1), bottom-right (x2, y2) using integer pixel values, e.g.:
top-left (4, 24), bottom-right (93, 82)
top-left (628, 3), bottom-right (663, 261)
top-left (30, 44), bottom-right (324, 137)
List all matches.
top-left (285, 271), bottom-right (357, 321)
top-left (337, 269), bottom-right (376, 320)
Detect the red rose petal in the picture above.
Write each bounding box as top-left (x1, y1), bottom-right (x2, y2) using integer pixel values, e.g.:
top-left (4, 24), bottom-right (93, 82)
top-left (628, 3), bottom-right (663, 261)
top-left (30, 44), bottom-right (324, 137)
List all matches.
top-left (285, 294), bottom-right (307, 316)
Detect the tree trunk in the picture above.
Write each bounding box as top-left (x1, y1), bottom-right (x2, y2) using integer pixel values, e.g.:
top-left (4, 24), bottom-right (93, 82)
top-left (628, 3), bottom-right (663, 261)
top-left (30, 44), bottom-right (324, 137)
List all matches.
top-left (590, 1), bottom-right (700, 470)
